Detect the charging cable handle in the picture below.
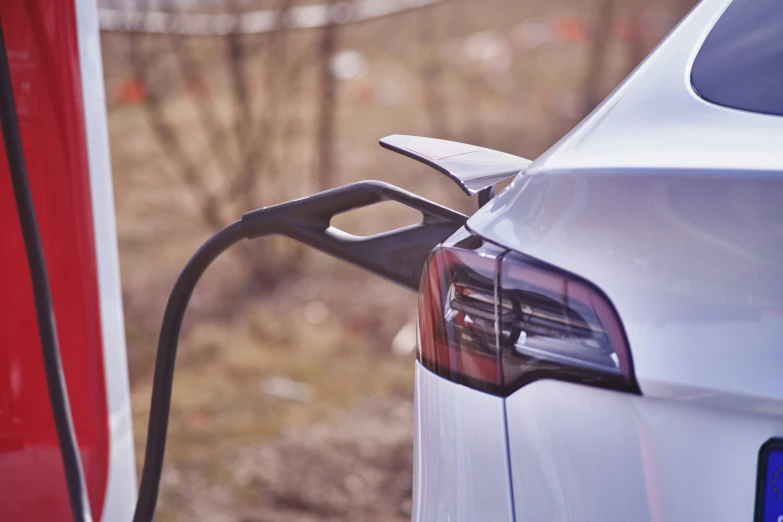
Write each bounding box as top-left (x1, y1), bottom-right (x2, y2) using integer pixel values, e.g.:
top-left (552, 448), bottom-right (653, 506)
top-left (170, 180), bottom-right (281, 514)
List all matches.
top-left (133, 181), bottom-right (466, 522)
top-left (242, 181), bottom-right (467, 290)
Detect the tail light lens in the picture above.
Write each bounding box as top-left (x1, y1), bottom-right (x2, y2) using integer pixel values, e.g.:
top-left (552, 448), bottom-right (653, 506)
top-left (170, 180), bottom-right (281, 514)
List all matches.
top-left (418, 234), bottom-right (637, 396)
top-left (418, 236), bottom-right (505, 394)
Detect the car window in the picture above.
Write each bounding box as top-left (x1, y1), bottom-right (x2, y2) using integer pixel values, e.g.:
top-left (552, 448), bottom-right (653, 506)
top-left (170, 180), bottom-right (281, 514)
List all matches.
top-left (691, 0), bottom-right (783, 117)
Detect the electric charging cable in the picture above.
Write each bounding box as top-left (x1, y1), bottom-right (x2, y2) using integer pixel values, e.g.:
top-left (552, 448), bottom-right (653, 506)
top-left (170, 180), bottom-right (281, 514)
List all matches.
top-left (0, 19), bottom-right (93, 522)
top-left (132, 182), bottom-right (465, 522)
top-left (132, 220), bottom-right (245, 522)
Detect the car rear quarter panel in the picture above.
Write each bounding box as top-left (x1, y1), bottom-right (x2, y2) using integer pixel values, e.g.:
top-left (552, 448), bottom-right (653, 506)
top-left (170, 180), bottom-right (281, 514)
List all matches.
top-left (413, 362), bottom-right (515, 522)
top-left (469, 172), bottom-right (783, 407)
top-left (505, 380), bottom-right (783, 522)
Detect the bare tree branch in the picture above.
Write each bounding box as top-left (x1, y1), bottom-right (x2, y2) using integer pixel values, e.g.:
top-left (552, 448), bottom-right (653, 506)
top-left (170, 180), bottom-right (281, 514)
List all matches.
top-left (168, 35), bottom-right (237, 179)
top-left (129, 31), bottom-right (225, 232)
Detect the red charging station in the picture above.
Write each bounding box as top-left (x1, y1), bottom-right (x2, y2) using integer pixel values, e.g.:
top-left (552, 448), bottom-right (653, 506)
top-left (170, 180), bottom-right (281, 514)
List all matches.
top-left (0, 2), bottom-right (135, 520)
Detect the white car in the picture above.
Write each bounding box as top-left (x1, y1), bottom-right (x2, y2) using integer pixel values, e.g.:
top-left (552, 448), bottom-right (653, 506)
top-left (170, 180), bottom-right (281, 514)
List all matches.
top-left (408, 1), bottom-right (783, 521)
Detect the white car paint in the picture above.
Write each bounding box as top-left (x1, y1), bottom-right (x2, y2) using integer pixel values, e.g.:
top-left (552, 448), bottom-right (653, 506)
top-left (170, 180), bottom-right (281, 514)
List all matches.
top-left (505, 379), bottom-right (783, 522)
top-left (414, 0), bottom-right (783, 520)
top-left (414, 362), bottom-right (514, 522)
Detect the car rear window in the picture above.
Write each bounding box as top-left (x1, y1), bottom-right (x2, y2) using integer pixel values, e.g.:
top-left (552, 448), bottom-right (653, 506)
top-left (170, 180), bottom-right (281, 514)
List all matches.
top-left (691, 0), bottom-right (783, 117)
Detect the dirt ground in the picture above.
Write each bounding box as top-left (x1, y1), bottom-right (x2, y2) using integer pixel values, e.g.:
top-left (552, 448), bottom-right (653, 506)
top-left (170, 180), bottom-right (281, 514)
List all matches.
top-left (158, 396), bottom-right (414, 522)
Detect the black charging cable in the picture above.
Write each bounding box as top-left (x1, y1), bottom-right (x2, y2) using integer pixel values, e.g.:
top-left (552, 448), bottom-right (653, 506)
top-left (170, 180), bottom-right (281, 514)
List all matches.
top-left (131, 177), bottom-right (468, 521)
top-left (0, 20), bottom-right (93, 522)
top-left (132, 221), bottom-right (245, 522)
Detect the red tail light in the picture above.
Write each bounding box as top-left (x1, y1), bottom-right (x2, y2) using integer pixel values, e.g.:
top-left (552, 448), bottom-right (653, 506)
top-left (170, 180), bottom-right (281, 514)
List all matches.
top-left (418, 233), bottom-right (638, 396)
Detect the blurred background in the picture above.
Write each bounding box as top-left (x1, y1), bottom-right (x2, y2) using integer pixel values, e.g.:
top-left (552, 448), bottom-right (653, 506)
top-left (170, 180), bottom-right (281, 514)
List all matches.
top-left (98, 0), bottom-right (695, 519)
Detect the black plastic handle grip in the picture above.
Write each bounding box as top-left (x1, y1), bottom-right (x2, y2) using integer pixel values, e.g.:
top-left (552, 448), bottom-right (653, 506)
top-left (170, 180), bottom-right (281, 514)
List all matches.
top-left (242, 181), bottom-right (468, 291)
